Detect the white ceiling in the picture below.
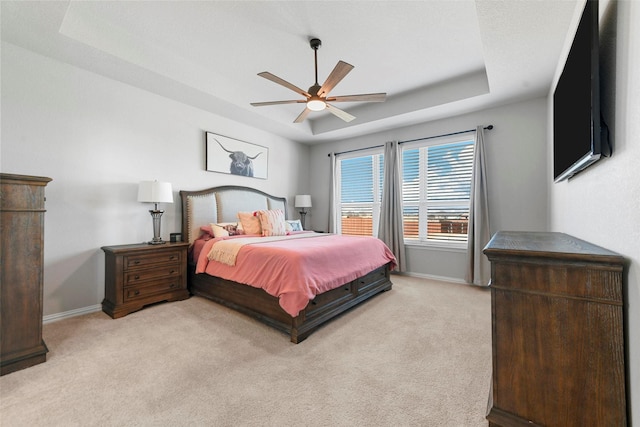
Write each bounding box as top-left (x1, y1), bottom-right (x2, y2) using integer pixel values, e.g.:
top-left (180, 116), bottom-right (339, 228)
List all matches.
top-left (1, 0), bottom-right (581, 144)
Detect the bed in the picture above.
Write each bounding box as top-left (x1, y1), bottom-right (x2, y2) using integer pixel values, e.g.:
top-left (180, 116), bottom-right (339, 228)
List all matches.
top-left (180, 185), bottom-right (395, 343)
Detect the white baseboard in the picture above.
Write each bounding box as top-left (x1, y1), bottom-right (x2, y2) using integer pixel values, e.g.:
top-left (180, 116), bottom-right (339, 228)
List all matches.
top-left (42, 272), bottom-right (467, 324)
top-left (43, 304), bottom-right (102, 324)
top-left (394, 271), bottom-right (468, 285)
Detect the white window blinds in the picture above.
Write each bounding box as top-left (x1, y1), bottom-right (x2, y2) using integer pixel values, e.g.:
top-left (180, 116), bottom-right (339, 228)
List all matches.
top-left (337, 152), bottom-right (384, 236)
top-left (402, 138), bottom-right (474, 244)
top-left (334, 136), bottom-right (474, 245)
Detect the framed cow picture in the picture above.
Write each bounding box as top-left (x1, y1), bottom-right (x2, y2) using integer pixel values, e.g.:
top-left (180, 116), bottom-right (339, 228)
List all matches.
top-left (206, 132), bottom-right (268, 179)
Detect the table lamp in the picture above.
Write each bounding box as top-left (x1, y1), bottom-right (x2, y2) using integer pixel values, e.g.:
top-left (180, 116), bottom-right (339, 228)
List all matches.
top-left (137, 180), bottom-right (173, 244)
top-left (294, 195), bottom-right (312, 229)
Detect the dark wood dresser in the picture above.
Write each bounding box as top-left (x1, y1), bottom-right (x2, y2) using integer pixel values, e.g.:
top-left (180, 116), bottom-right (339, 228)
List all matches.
top-left (101, 242), bottom-right (189, 318)
top-left (0, 173), bottom-right (52, 375)
top-left (483, 231), bottom-right (627, 426)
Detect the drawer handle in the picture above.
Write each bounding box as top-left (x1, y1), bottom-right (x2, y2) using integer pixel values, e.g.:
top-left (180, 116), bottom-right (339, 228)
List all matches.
top-left (134, 275), bottom-right (140, 280)
top-left (169, 256), bottom-right (177, 261)
top-left (134, 290), bottom-right (140, 296)
top-left (344, 287), bottom-right (350, 291)
top-left (169, 269), bottom-right (176, 274)
top-left (311, 300), bottom-right (317, 305)
top-left (169, 283), bottom-right (176, 288)
top-left (134, 261), bottom-right (141, 265)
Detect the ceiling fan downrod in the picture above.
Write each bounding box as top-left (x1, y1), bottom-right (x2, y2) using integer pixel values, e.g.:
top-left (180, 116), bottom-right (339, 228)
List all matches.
top-left (310, 38), bottom-right (321, 86)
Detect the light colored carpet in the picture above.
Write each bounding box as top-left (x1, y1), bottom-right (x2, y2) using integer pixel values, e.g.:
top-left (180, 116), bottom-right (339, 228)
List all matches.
top-left (0, 275), bottom-right (492, 426)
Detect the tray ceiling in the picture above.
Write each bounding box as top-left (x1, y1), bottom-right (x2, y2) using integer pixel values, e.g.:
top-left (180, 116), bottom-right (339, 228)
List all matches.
top-left (1, 1), bottom-right (581, 144)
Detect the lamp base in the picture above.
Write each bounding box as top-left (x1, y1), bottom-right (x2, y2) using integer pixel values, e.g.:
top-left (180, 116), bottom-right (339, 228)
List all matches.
top-left (148, 209), bottom-right (166, 245)
top-left (299, 210), bottom-right (307, 230)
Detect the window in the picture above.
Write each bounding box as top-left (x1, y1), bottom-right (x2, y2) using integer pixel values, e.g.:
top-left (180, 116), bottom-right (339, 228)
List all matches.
top-left (334, 136), bottom-right (474, 246)
top-left (402, 136), bottom-right (474, 246)
top-left (336, 150), bottom-right (384, 236)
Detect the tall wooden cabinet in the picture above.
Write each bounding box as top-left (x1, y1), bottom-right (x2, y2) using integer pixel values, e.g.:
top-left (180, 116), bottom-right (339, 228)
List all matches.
top-left (0, 173), bottom-right (52, 375)
top-left (483, 231), bottom-right (627, 426)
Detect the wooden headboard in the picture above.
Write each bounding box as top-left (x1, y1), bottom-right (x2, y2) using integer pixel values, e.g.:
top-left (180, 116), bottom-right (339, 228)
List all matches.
top-left (179, 185), bottom-right (287, 244)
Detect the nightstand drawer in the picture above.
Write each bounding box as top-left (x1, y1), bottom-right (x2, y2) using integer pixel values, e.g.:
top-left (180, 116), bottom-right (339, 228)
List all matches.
top-left (124, 250), bottom-right (183, 270)
top-left (124, 266), bottom-right (181, 286)
top-left (124, 277), bottom-right (184, 302)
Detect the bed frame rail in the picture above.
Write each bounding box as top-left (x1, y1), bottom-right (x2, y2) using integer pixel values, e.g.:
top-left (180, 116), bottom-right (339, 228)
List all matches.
top-left (188, 262), bottom-right (392, 343)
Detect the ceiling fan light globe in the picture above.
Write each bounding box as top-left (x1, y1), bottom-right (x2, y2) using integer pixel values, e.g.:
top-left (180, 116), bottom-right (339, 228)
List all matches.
top-left (307, 99), bottom-right (326, 111)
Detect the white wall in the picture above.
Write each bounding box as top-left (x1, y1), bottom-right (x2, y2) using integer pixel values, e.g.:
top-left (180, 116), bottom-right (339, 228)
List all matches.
top-left (548, 1), bottom-right (640, 424)
top-left (1, 42), bottom-right (309, 317)
top-left (549, 0), bottom-right (639, 420)
top-left (308, 97), bottom-right (549, 281)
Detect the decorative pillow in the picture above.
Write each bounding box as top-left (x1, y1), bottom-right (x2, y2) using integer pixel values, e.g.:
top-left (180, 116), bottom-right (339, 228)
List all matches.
top-left (258, 209), bottom-right (287, 237)
top-left (200, 225), bottom-right (215, 237)
top-left (237, 211), bottom-right (262, 235)
top-left (225, 223), bottom-right (244, 235)
top-left (210, 222), bottom-right (243, 238)
top-left (285, 219), bottom-right (303, 232)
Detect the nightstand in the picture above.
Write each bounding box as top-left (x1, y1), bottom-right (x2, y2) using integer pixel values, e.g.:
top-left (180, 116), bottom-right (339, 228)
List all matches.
top-left (101, 242), bottom-right (190, 318)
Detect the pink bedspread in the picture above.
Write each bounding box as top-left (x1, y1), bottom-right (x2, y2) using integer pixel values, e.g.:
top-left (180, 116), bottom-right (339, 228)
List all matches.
top-left (194, 232), bottom-right (396, 317)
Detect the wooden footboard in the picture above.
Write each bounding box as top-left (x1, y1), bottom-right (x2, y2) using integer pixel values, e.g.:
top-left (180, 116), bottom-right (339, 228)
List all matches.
top-left (188, 263), bottom-right (393, 343)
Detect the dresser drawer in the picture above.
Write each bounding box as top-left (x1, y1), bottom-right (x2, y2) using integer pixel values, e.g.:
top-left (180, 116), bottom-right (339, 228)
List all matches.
top-left (124, 250), bottom-right (183, 270)
top-left (124, 277), bottom-right (184, 302)
top-left (124, 266), bottom-right (181, 287)
top-left (493, 262), bottom-right (623, 303)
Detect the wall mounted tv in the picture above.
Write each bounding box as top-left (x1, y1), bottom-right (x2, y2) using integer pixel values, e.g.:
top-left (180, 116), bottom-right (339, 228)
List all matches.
top-left (553, 0), bottom-right (602, 183)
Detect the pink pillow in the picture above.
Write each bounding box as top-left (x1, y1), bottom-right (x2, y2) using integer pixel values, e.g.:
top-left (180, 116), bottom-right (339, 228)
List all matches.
top-left (200, 225), bottom-right (215, 237)
top-left (258, 209), bottom-right (286, 237)
top-left (237, 211), bottom-right (262, 235)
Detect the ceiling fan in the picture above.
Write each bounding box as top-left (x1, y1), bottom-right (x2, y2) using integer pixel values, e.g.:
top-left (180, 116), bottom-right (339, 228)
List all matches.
top-left (251, 38), bottom-right (386, 123)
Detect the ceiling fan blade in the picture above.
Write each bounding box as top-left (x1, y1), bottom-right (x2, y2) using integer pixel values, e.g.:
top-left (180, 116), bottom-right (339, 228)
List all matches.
top-left (317, 61), bottom-right (354, 98)
top-left (293, 107), bottom-right (312, 123)
top-left (258, 72), bottom-right (311, 98)
top-left (326, 103), bottom-right (355, 122)
top-left (251, 100), bottom-right (306, 107)
top-left (327, 93), bottom-right (387, 103)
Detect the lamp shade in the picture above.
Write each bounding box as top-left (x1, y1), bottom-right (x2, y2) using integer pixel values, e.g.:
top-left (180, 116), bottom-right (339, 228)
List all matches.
top-left (137, 181), bottom-right (173, 204)
top-left (294, 195), bottom-right (312, 208)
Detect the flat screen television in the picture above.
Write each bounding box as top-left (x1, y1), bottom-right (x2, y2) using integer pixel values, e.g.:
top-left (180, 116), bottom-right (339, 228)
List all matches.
top-left (553, 0), bottom-right (602, 182)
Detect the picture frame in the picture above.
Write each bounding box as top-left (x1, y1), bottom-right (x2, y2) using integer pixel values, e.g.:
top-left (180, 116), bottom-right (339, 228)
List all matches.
top-left (206, 132), bottom-right (268, 179)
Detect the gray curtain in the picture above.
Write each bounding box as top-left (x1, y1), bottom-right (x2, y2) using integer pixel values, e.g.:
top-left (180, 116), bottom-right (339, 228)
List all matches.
top-left (328, 152), bottom-right (338, 234)
top-left (378, 141), bottom-right (406, 272)
top-left (465, 126), bottom-right (491, 286)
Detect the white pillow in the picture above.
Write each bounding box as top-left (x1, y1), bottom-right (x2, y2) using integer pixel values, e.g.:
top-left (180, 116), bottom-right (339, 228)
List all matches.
top-left (285, 219), bottom-right (303, 232)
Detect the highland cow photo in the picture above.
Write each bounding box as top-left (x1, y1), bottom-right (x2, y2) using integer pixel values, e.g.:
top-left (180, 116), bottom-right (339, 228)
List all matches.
top-left (206, 132), bottom-right (268, 179)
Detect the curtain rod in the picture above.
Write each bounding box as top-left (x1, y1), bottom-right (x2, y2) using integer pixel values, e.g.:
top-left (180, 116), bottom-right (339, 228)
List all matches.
top-left (327, 125), bottom-right (493, 157)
